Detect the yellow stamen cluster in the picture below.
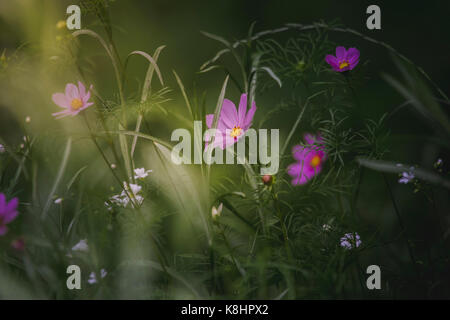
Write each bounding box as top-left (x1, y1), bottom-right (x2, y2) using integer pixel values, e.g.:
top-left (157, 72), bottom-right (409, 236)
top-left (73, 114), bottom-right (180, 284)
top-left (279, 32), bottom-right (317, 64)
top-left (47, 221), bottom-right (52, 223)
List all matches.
top-left (56, 20), bottom-right (66, 29)
top-left (339, 60), bottom-right (350, 69)
top-left (70, 98), bottom-right (83, 110)
top-left (230, 126), bottom-right (242, 139)
top-left (310, 155), bottom-right (321, 168)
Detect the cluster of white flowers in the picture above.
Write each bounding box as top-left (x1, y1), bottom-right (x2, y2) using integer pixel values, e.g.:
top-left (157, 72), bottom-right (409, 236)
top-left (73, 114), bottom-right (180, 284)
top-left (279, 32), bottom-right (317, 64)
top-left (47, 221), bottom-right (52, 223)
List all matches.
top-left (105, 168), bottom-right (151, 210)
top-left (88, 269), bottom-right (107, 284)
top-left (106, 182), bottom-right (144, 210)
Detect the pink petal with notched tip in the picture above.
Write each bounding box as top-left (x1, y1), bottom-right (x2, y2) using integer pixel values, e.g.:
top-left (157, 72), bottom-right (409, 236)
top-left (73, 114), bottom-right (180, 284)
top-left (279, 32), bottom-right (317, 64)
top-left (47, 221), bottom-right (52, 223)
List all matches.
top-left (349, 60), bottom-right (359, 70)
top-left (65, 83), bottom-right (79, 100)
top-left (287, 162), bottom-right (310, 185)
top-left (3, 210), bottom-right (18, 224)
top-left (52, 93), bottom-right (70, 109)
top-left (79, 102), bottom-right (94, 111)
top-left (237, 93), bottom-right (248, 125)
top-left (243, 101), bottom-right (256, 129)
top-left (304, 133), bottom-right (316, 145)
top-left (5, 197), bottom-right (18, 213)
top-left (220, 99), bottom-right (239, 128)
top-left (325, 55), bottom-right (340, 71)
top-left (78, 81), bottom-right (86, 99)
top-left (206, 114), bottom-right (214, 128)
top-left (335, 46), bottom-right (346, 60)
top-left (346, 48), bottom-right (360, 62)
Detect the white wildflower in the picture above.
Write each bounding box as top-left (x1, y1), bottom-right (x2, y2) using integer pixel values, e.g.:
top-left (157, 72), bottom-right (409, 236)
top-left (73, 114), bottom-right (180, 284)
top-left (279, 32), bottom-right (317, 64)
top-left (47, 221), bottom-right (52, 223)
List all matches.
top-left (134, 168), bottom-right (152, 179)
top-left (72, 239), bottom-right (89, 252)
top-left (212, 203), bottom-right (223, 219)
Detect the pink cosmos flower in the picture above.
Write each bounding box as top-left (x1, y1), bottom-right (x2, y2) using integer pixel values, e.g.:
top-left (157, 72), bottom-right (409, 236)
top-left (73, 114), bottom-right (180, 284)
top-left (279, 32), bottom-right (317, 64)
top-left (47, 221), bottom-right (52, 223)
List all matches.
top-left (325, 46), bottom-right (360, 72)
top-left (205, 93), bottom-right (256, 149)
top-left (0, 193), bottom-right (19, 236)
top-left (52, 81), bottom-right (94, 119)
top-left (287, 133), bottom-right (327, 185)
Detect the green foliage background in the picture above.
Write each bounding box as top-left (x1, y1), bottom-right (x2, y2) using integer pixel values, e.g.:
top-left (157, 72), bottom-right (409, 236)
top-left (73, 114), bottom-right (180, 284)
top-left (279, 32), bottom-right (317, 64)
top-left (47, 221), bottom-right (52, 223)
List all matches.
top-left (0, 0), bottom-right (449, 299)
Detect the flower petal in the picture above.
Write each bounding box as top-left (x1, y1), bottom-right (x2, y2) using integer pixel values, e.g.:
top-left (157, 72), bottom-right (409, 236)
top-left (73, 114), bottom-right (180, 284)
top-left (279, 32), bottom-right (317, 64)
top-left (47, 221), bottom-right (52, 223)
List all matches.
top-left (219, 99), bottom-right (238, 128)
top-left (346, 48), bottom-right (360, 62)
top-left (349, 59), bottom-right (359, 70)
top-left (78, 81), bottom-right (86, 99)
top-left (6, 197), bottom-right (18, 213)
top-left (3, 210), bottom-right (18, 224)
top-left (52, 110), bottom-right (72, 118)
top-left (52, 93), bottom-right (69, 109)
top-left (325, 55), bottom-right (339, 70)
top-left (65, 83), bottom-right (79, 100)
top-left (206, 114), bottom-right (214, 128)
top-left (335, 46), bottom-right (346, 60)
top-left (243, 100), bottom-right (256, 129)
top-left (287, 162), bottom-right (310, 185)
top-left (304, 133), bottom-right (316, 145)
top-left (237, 93), bottom-right (248, 125)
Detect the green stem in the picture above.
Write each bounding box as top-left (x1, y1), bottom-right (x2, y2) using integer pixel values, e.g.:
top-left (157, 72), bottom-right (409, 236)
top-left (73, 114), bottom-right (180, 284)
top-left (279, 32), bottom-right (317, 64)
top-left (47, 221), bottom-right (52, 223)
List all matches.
top-left (271, 186), bottom-right (293, 262)
top-left (382, 173), bottom-right (419, 275)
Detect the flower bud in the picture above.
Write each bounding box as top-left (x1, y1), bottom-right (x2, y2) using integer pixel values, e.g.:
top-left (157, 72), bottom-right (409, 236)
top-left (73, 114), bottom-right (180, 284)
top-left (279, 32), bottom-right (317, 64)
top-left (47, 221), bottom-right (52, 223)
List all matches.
top-left (262, 175), bottom-right (273, 186)
top-left (212, 203), bottom-right (223, 220)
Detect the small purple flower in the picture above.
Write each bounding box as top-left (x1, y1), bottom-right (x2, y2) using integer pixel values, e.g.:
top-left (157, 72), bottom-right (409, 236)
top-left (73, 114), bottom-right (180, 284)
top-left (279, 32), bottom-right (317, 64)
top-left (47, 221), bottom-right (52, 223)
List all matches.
top-left (325, 46), bottom-right (360, 72)
top-left (399, 167), bottom-right (415, 184)
top-left (0, 193), bottom-right (19, 236)
top-left (340, 232), bottom-right (361, 250)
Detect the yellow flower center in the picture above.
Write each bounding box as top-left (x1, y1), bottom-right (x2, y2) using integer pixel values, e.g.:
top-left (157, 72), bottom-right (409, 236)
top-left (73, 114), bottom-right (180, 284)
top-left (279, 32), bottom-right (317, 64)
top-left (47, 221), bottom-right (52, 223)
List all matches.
top-left (56, 20), bottom-right (66, 29)
top-left (339, 60), bottom-right (350, 69)
top-left (310, 155), bottom-right (321, 168)
top-left (70, 98), bottom-right (83, 110)
top-left (230, 126), bottom-right (242, 140)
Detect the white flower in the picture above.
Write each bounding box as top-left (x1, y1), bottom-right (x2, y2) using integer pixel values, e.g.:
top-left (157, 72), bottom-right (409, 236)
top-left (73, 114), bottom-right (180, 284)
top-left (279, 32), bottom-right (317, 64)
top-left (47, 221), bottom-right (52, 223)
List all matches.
top-left (72, 239), bottom-right (89, 252)
top-left (121, 194), bottom-right (144, 207)
top-left (54, 198), bottom-right (63, 204)
top-left (322, 224), bottom-right (332, 231)
top-left (134, 168), bottom-right (152, 179)
top-left (25, 116), bottom-right (31, 123)
top-left (105, 182), bottom-right (144, 209)
top-left (0, 144), bottom-right (5, 153)
top-left (212, 203), bottom-right (223, 219)
top-left (111, 163), bottom-right (116, 169)
top-left (399, 167), bottom-right (415, 184)
top-left (88, 272), bottom-right (97, 284)
top-left (88, 268), bottom-right (107, 284)
top-left (122, 182), bottom-right (142, 195)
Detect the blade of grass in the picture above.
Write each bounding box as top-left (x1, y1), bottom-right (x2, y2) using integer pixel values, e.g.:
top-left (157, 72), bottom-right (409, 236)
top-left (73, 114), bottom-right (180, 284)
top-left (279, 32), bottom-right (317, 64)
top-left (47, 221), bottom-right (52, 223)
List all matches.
top-left (42, 138), bottom-right (72, 219)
